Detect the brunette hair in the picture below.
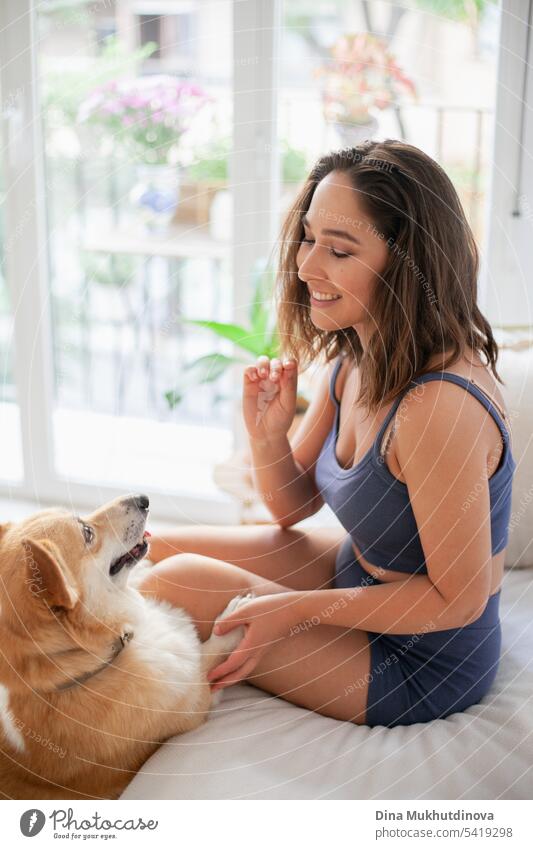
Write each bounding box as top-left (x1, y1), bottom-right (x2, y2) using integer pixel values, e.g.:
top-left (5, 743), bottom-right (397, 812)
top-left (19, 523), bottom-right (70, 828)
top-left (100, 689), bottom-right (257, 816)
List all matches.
top-left (275, 138), bottom-right (501, 411)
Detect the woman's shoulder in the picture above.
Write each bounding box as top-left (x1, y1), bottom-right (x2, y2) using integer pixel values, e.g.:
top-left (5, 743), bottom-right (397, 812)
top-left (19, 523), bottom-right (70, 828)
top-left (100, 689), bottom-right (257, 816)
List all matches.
top-left (421, 350), bottom-right (508, 422)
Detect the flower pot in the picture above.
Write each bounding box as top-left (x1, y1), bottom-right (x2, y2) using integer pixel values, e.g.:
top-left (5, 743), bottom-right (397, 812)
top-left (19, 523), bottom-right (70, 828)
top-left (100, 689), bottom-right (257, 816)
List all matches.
top-left (172, 179), bottom-right (223, 226)
top-left (129, 164), bottom-right (182, 233)
top-left (332, 114), bottom-right (379, 147)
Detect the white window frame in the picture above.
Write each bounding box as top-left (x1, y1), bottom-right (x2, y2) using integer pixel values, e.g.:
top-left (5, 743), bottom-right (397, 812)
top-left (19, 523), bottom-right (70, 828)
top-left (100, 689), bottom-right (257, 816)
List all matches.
top-left (0, 0), bottom-right (281, 522)
top-left (481, 0), bottom-right (533, 328)
top-left (2, 0), bottom-right (515, 518)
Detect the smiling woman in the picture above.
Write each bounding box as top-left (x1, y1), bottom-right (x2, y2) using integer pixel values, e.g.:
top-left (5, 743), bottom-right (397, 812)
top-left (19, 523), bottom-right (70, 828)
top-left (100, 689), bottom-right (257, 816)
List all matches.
top-left (297, 181), bottom-right (389, 315)
top-left (276, 140), bottom-right (498, 409)
top-left (141, 139), bottom-right (515, 729)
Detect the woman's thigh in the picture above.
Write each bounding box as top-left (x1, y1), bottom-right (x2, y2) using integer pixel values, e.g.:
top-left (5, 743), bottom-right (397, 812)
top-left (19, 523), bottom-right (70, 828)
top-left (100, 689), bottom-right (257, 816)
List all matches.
top-left (138, 552), bottom-right (293, 641)
top-left (248, 623), bottom-right (372, 724)
top-left (138, 554), bottom-right (372, 723)
top-left (147, 523), bottom-right (346, 591)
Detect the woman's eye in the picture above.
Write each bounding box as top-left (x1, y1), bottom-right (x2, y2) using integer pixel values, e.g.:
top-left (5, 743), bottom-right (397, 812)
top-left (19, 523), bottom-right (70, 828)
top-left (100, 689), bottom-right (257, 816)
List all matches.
top-left (82, 524), bottom-right (95, 545)
top-left (301, 237), bottom-right (349, 259)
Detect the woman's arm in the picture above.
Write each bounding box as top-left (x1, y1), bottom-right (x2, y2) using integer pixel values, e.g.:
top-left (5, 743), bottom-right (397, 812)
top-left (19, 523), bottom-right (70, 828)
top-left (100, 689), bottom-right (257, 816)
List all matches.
top-left (213, 575), bottom-right (482, 652)
top-left (247, 359), bottom-right (336, 526)
top-left (249, 435), bottom-right (319, 525)
top-left (208, 573), bottom-right (482, 689)
top-left (289, 574), bottom-right (483, 634)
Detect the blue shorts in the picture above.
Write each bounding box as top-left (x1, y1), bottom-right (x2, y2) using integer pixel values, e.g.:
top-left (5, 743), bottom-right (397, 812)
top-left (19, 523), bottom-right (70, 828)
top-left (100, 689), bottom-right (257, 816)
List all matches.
top-left (334, 534), bottom-right (502, 728)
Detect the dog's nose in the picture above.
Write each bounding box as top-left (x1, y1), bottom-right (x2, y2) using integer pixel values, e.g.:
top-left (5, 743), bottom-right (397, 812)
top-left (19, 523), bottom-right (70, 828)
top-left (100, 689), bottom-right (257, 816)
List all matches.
top-left (133, 494), bottom-right (149, 511)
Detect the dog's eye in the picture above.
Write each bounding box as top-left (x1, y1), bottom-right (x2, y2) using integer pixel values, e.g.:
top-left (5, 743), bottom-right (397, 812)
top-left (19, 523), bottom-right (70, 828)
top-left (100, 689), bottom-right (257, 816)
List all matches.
top-left (82, 524), bottom-right (95, 545)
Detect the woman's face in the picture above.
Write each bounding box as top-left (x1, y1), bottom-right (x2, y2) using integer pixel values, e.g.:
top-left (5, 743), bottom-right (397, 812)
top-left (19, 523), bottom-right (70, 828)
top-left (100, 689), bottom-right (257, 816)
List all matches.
top-left (295, 170), bottom-right (390, 341)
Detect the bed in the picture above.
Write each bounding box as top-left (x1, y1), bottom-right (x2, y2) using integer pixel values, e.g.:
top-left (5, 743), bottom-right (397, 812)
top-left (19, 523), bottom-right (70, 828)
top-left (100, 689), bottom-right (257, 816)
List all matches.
top-left (121, 565), bottom-right (531, 800)
top-left (122, 342), bottom-right (533, 800)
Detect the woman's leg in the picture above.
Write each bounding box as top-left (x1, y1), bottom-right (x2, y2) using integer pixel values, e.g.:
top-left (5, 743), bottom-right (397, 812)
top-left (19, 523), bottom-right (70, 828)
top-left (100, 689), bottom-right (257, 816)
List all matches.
top-left (138, 552), bottom-right (294, 642)
top-left (245, 623), bottom-right (372, 724)
top-left (137, 551), bottom-right (372, 724)
top-left (147, 523), bottom-right (346, 591)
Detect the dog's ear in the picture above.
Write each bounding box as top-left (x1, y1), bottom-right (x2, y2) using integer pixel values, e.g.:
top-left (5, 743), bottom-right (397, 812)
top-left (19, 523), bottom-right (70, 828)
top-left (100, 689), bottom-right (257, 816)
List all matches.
top-left (21, 537), bottom-right (79, 611)
top-left (0, 522), bottom-right (12, 544)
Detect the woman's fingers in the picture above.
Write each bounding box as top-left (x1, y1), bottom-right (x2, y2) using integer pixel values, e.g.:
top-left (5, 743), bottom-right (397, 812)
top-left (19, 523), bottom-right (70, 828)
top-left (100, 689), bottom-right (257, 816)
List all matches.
top-left (210, 656), bottom-right (259, 692)
top-left (244, 365), bottom-right (259, 383)
top-left (213, 611), bottom-right (249, 636)
top-left (245, 356), bottom-right (297, 382)
top-left (256, 355), bottom-right (270, 378)
top-left (207, 630), bottom-right (253, 682)
top-left (269, 358), bottom-right (282, 381)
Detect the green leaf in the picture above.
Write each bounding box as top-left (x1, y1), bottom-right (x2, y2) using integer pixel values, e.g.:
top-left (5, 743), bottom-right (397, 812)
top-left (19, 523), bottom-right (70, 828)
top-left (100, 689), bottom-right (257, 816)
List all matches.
top-left (164, 389), bottom-right (183, 410)
top-left (246, 259), bottom-right (280, 356)
top-left (249, 261), bottom-right (273, 334)
top-left (264, 326), bottom-right (281, 359)
top-left (182, 353), bottom-right (244, 382)
top-left (163, 353), bottom-right (246, 409)
top-left (181, 318), bottom-right (267, 356)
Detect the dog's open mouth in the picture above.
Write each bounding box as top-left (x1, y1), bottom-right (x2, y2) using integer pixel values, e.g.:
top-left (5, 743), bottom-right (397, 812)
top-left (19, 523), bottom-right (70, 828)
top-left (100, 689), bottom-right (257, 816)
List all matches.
top-left (109, 531), bottom-right (151, 576)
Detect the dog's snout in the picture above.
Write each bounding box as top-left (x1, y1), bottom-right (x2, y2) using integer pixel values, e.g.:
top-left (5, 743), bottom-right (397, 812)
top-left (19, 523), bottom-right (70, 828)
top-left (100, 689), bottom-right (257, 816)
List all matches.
top-left (133, 494), bottom-right (149, 511)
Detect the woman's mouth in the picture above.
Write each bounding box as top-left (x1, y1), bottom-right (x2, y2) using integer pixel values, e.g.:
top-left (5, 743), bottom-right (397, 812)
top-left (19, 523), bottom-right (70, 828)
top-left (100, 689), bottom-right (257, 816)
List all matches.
top-left (309, 290), bottom-right (342, 307)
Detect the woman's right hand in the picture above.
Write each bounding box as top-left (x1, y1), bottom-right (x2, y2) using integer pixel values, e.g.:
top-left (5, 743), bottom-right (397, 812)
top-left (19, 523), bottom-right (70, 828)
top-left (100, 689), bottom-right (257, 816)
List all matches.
top-left (243, 355), bottom-right (298, 443)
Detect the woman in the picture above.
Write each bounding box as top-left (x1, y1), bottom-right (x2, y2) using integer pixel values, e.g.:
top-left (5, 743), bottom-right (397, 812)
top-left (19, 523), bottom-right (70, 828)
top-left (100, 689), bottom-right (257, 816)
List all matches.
top-left (139, 140), bottom-right (516, 727)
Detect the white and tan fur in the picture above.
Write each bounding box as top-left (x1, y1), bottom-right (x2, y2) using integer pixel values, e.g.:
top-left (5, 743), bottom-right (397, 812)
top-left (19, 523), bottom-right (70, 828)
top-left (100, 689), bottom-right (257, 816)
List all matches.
top-left (0, 495), bottom-right (247, 800)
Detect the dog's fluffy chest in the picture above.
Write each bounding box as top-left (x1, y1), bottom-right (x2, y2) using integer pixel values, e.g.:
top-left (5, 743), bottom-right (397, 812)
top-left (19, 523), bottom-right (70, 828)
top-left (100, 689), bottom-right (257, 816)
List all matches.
top-left (120, 597), bottom-right (204, 705)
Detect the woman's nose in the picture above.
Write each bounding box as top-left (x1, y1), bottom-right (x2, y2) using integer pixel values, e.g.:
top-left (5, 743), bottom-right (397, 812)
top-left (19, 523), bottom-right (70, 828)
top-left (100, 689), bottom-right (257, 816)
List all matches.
top-left (297, 244), bottom-right (327, 282)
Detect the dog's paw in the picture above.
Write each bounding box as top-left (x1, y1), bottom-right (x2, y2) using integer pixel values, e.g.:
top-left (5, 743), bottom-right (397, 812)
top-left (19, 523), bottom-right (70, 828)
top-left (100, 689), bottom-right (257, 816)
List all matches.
top-left (216, 591), bottom-right (255, 623)
top-left (206, 593), bottom-right (254, 660)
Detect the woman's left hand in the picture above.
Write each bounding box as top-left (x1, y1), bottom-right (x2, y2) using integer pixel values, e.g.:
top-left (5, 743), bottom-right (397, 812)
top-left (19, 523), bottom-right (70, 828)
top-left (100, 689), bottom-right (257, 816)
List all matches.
top-left (207, 592), bottom-right (305, 691)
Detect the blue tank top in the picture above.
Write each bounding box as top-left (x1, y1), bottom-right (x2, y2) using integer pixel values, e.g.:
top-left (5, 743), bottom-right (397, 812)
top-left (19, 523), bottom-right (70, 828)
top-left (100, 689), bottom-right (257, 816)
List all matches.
top-left (314, 355), bottom-right (516, 575)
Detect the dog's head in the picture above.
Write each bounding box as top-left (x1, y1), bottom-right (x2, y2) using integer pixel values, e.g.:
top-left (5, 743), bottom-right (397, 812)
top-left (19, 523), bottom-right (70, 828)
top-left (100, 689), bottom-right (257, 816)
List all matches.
top-left (0, 494), bottom-right (151, 666)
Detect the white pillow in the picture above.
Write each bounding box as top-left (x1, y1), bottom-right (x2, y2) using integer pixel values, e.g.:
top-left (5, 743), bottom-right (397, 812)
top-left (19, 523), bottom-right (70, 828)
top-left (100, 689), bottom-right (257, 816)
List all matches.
top-left (498, 344), bottom-right (533, 569)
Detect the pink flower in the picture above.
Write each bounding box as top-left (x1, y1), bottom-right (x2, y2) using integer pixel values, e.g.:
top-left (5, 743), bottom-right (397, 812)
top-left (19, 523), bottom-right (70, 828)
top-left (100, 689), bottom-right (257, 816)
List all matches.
top-left (319, 31), bottom-right (417, 118)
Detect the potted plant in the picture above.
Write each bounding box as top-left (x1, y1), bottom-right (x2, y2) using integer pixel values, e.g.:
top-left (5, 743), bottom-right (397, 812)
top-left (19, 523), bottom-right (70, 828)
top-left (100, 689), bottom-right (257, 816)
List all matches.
top-left (78, 75), bottom-right (211, 232)
top-left (315, 32), bottom-right (417, 146)
top-left (163, 259), bottom-right (311, 512)
top-left (174, 138), bottom-right (310, 227)
top-left (173, 136), bottom-right (230, 227)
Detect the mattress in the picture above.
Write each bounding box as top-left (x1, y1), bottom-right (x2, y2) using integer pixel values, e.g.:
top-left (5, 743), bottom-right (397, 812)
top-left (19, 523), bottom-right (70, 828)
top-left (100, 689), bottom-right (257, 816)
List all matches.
top-left (121, 567), bottom-right (533, 800)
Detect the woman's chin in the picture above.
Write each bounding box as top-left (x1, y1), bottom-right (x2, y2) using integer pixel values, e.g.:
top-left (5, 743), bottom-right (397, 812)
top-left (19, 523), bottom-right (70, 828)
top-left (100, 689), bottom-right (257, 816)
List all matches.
top-left (309, 311), bottom-right (356, 331)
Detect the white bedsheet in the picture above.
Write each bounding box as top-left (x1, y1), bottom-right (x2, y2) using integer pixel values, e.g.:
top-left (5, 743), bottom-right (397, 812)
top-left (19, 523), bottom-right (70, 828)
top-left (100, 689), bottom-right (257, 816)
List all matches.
top-left (121, 568), bottom-right (533, 800)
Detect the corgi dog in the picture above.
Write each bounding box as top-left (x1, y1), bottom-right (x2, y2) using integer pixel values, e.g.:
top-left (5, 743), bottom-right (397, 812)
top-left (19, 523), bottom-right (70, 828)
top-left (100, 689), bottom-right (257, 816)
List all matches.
top-left (0, 494), bottom-right (248, 800)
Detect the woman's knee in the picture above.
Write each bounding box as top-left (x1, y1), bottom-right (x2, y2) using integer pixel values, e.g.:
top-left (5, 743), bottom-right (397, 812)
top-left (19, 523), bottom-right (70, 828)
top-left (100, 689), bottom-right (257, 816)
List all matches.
top-left (140, 552), bottom-right (251, 595)
top-left (139, 551), bottom-right (255, 608)
top-left (146, 528), bottom-right (197, 564)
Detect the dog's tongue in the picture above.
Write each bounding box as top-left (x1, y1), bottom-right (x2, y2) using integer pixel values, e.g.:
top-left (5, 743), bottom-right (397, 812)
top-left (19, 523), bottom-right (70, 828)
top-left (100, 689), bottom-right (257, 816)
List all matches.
top-left (143, 530), bottom-right (151, 538)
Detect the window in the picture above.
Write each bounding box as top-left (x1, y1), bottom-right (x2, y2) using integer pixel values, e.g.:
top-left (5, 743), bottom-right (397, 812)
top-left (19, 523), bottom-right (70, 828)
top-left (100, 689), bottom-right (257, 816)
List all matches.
top-left (0, 108), bottom-right (24, 483)
top-left (0, 0), bottom-right (508, 519)
top-left (36, 0), bottom-right (235, 513)
top-left (278, 0), bottom-right (502, 248)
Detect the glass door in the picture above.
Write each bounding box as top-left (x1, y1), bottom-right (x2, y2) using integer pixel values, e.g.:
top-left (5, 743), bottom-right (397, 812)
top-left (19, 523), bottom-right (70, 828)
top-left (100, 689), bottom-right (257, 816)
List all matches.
top-left (36, 0), bottom-right (235, 500)
top-left (278, 0), bottom-right (501, 246)
top-left (0, 114), bottom-right (24, 484)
